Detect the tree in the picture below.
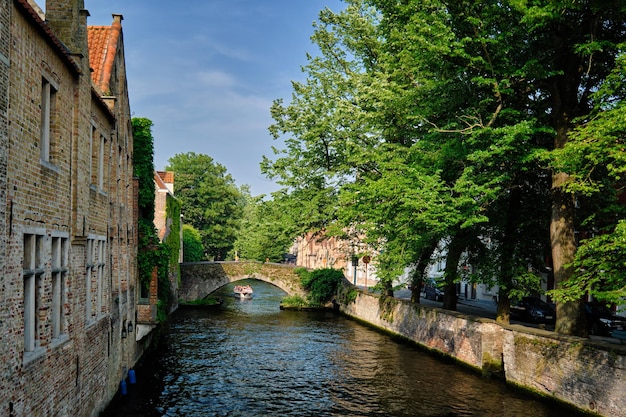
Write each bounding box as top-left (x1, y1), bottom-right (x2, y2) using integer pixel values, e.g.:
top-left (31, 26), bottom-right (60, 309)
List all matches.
top-left (507, 1), bottom-right (626, 335)
top-left (166, 152), bottom-right (245, 260)
top-left (266, 0), bottom-right (626, 335)
top-left (182, 224), bottom-right (204, 263)
top-left (549, 60), bottom-right (626, 305)
top-left (370, 0), bottom-right (626, 333)
top-left (232, 192), bottom-right (298, 262)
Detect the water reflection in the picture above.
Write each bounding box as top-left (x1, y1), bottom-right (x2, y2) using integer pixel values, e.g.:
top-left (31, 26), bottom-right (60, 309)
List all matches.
top-left (102, 279), bottom-right (584, 417)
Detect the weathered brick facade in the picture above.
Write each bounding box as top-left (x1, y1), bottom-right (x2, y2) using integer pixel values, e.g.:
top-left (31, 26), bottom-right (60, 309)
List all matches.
top-left (0, 1), bottom-right (143, 416)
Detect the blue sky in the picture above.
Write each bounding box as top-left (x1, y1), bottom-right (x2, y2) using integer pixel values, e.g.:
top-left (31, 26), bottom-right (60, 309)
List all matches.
top-left (85, 0), bottom-right (345, 196)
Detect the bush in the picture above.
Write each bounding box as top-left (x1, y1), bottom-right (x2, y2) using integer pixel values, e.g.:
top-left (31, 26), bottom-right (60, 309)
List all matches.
top-left (280, 295), bottom-right (308, 308)
top-left (300, 268), bottom-right (344, 306)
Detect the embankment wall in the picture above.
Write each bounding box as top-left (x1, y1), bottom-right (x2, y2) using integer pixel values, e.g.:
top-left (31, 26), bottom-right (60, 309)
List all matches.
top-left (338, 290), bottom-right (626, 417)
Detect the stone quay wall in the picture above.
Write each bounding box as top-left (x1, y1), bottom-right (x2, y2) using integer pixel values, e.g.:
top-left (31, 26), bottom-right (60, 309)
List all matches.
top-left (338, 289), bottom-right (626, 417)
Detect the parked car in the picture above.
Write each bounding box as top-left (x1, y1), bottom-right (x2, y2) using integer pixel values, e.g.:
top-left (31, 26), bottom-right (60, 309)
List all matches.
top-left (585, 302), bottom-right (626, 336)
top-left (510, 297), bottom-right (556, 324)
top-left (424, 285), bottom-right (444, 301)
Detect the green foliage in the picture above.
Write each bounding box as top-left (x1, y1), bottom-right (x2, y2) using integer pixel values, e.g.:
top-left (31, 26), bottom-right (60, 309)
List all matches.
top-left (182, 224), bottom-right (204, 262)
top-left (280, 295), bottom-right (309, 308)
top-left (137, 219), bottom-right (171, 321)
top-left (549, 220), bottom-right (626, 306)
top-left (300, 268), bottom-right (344, 306)
top-left (180, 297), bottom-right (221, 307)
top-left (136, 218), bottom-right (160, 292)
top-left (336, 284), bottom-right (359, 304)
top-left (232, 191), bottom-right (297, 262)
top-left (133, 116), bottom-right (179, 322)
top-left (164, 195), bottom-right (182, 283)
top-left (262, 0), bottom-right (626, 330)
top-left (166, 152), bottom-right (245, 260)
top-left (132, 118), bottom-right (156, 220)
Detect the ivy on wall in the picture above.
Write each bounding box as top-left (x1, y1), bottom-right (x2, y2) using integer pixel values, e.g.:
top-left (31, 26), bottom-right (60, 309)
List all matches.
top-left (132, 118), bottom-right (156, 221)
top-left (132, 117), bottom-right (180, 322)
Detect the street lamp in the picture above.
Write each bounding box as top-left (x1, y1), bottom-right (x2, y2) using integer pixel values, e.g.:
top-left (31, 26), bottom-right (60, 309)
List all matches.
top-left (362, 255), bottom-right (371, 288)
top-left (351, 255), bottom-right (359, 286)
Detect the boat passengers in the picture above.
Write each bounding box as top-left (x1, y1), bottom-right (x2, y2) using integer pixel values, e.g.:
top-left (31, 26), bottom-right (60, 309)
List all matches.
top-left (234, 285), bottom-right (253, 294)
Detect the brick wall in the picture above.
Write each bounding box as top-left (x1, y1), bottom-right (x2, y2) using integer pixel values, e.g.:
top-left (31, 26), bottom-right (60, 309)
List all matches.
top-left (0, 0), bottom-right (10, 414)
top-left (0, 2), bottom-right (140, 416)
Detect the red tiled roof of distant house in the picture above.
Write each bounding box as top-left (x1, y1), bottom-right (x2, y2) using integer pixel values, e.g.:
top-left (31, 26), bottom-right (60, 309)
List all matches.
top-left (158, 171), bottom-right (175, 184)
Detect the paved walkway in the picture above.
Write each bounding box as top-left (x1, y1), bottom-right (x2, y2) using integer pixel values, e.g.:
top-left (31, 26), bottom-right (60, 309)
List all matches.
top-left (393, 289), bottom-right (497, 319)
top-left (391, 288), bottom-right (621, 345)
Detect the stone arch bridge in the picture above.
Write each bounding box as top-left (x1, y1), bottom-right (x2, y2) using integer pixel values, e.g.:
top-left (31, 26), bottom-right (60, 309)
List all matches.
top-left (179, 261), bottom-right (307, 302)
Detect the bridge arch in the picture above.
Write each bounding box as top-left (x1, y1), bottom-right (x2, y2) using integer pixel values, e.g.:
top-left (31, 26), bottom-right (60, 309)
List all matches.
top-left (179, 261), bottom-right (307, 302)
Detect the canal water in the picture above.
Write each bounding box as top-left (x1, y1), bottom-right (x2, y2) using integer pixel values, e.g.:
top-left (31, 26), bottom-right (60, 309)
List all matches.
top-left (102, 279), bottom-right (584, 417)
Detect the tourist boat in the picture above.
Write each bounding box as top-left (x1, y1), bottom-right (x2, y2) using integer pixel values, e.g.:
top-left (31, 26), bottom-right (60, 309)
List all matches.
top-left (233, 285), bottom-right (253, 299)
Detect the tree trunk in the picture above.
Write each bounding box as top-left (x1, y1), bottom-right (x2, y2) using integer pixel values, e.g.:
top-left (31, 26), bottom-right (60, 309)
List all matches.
top-left (383, 279), bottom-right (394, 297)
top-left (410, 280), bottom-right (422, 304)
top-left (443, 232), bottom-right (465, 311)
top-left (411, 242), bottom-right (437, 304)
top-left (551, 173), bottom-right (587, 335)
top-left (496, 293), bottom-right (511, 324)
top-left (496, 188), bottom-right (520, 325)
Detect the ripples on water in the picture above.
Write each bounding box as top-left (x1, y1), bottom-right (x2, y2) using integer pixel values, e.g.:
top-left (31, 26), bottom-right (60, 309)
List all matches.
top-left (102, 279), bottom-right (583, 417)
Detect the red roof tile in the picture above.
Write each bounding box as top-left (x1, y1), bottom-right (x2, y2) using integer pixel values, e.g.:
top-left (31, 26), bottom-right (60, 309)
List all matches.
top-left (87, 15), bottom-right (123, 93)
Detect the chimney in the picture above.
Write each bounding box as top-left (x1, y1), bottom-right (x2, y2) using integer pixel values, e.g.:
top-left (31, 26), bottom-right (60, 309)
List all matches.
top-left (45, 0), bottom-right (89, 57)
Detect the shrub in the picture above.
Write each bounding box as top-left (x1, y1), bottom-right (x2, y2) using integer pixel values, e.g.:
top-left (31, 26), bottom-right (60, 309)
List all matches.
top-left (301, 268), bottom-right (344, 305)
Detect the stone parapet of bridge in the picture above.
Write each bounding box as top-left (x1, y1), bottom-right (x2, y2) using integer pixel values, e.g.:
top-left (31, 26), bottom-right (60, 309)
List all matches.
top-left (180, 261), bottom-right (308, 302)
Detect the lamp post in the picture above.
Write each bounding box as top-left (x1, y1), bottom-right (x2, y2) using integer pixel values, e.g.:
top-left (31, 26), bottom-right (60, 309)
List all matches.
top-left (362, 255), bottom-right (371, 288)
top-left (351, 255), bottom-right (359, 286)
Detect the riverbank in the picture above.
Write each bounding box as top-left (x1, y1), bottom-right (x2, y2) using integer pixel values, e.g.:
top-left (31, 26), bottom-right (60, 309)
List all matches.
top-left (338, 286), bottom-right (626, 417)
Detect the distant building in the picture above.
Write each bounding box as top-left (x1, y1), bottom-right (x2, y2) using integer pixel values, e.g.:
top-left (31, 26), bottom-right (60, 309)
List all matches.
top-left (293, 232), bottom-right (379, 287)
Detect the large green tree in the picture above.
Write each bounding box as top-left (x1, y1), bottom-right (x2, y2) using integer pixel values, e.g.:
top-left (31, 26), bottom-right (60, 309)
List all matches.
top-left (265, 0), bottom-right (626, 335)
top-left (166, 152), bottom-right (245, 261)
top-left (369, 0), bottom-right (626, 333)
top-left (232, 192), bottom-right (298, 262)
top-left (503, 1), bottom-right (625, 335)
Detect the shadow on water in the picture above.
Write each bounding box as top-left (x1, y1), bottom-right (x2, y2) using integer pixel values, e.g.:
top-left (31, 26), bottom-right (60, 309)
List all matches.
top-left (102, 279), bottom-right (587, 417)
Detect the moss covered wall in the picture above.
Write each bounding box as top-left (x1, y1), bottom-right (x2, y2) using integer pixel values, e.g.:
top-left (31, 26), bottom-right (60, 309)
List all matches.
top-left (339, 288), bottom-right (626, 417)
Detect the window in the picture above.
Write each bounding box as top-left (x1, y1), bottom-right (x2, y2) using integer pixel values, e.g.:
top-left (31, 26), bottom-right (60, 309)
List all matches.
top-left (98, 135), bottom-right (105, 190)
top-left (89, 124), bottom-right (95, 181)
top-left (51, 235), bottom-right (68, 339)
top-left (86, 236), bottom-right (107, 321)
top-left (23, 233), bottom-right (44, 352)
top-left (90, 128), bottom-right (108, 191)
top-left (40, 76), bottom-right (57, 162)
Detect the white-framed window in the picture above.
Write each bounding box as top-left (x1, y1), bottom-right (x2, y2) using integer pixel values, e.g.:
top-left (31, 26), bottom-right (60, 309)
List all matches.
top-left (86, 235), bottom-right (107, 322)
top-left (40, 76), bottom-right (58, 162)
top-left (23, 232), bottom-right (45, 352)
top-left (51, 233), bottom-right (69, 339)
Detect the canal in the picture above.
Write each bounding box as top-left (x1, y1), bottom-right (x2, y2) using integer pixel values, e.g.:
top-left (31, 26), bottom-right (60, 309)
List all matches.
top-left (102, 279), bottom-right (584, 417)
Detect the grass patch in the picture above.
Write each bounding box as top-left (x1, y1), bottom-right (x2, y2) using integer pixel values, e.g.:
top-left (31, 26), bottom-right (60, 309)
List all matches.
top-left (179, 297), bottom-right (221, 307)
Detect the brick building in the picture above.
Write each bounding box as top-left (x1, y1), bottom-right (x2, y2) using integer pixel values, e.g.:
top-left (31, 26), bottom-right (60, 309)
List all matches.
top-left (0, 1), bottom-right (144, 415)
top-left (154, 170), bottom-right (181, 313)
top-left (293, 232), bottom-right (380, 287)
